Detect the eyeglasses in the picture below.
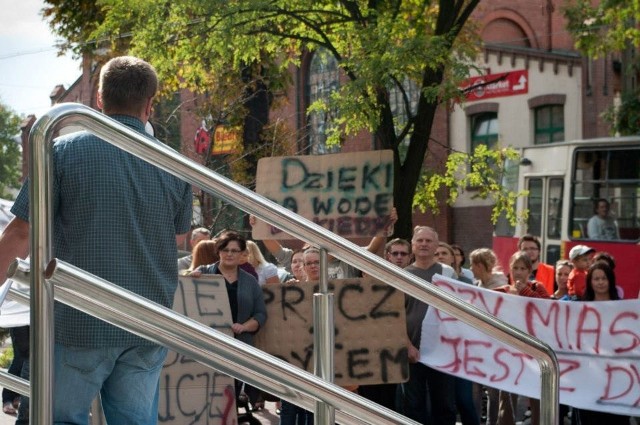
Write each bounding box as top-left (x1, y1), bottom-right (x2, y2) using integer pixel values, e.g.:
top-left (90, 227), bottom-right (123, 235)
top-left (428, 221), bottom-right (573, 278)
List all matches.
top-left (305, 261), bottom-right (320, 266)
top-left (388, 251), bottom-right (409, 257)
top-left (220, 248), bottom-right (242, 255)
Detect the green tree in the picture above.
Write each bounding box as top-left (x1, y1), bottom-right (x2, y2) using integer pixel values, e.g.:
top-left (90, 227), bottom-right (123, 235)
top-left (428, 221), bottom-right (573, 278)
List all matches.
top-left (0, 102), bottom-right (22, 200)
top-left (564, 0), bottom-right (640, 58)
top-left (45, 0), bottom-right (526, 239)
top-left (564, 1), bottom-right (640, 135)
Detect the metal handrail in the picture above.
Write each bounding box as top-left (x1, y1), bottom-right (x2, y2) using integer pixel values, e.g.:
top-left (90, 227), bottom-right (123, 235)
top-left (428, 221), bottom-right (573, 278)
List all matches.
top-left (6, 258), bottom-right (409, 425)
top-left (22, 103), bottom-right (558, 424)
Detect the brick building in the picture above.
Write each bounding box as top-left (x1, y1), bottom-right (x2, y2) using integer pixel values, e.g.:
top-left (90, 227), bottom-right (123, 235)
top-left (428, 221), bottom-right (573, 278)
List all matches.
top-left (41, 1), bottom-right (626, 256)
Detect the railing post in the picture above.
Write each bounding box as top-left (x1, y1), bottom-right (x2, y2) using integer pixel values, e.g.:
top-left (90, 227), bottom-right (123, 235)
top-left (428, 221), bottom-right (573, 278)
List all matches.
top-left (314, 248), bottom-right (335, 424)
top-left (28, 113), bottom-right (56, 424)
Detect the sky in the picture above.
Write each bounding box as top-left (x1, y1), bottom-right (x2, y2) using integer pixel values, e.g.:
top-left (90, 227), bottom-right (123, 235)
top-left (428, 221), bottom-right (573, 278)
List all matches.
top-left (0, 0), bottom-right (82, 118)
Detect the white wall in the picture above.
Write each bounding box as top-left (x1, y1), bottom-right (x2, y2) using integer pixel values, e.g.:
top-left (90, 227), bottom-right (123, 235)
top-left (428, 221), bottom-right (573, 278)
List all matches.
top-left (450, 52), bottom-right (582, 207)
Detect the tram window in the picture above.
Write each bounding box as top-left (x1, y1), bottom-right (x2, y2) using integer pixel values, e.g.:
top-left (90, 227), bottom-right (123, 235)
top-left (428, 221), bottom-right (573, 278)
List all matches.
top-left (527, 178), bottom-right (543, 236)
top-left (547, 178), bottom-right (563, 239)
top-left (571, 148), bottom-right (640, 241)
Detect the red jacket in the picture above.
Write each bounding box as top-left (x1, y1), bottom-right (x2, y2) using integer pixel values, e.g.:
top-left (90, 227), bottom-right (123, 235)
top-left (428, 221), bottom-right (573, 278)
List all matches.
top-left (535, 263), bottom-right (555, 295)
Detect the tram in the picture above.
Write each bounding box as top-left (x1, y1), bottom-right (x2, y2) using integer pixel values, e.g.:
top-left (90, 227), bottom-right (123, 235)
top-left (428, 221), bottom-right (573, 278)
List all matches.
top-left (493, 137), bottom-right (640, 298)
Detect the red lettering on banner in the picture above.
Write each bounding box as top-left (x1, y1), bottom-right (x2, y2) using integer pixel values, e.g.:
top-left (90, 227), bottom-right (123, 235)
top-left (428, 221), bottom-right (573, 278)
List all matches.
top-left (464, 340), bottom-right (492, 378)
top-left (610, 312), bottom-right (640, 354)
top-left (439, 336), bottom-right (463, 372)
top-left (601, 363), bottom-right (640, 407)
top-left (558, 359), bottom-right (580, 392)
top-left (490, 348), bottom-right (530, 385)
top-left (576, 305), bottom-right (602, 353)
top-left (433, 282), bottom-right (504, 322)
top-left (525, 302), bottom-right (564, 348)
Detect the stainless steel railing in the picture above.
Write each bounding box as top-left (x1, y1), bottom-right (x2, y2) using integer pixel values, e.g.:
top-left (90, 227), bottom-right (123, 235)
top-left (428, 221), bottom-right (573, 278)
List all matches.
top-left (2, 102), bottom-right (559, 424)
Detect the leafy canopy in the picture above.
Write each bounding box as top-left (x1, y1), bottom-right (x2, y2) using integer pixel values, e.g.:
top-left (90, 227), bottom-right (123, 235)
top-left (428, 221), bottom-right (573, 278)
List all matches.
top-left (564, 0), bottom-right (640, 58)
top-left (0, 102), bottom-right (22, 200)
top-left (48, 0), bottom-right (526, 235)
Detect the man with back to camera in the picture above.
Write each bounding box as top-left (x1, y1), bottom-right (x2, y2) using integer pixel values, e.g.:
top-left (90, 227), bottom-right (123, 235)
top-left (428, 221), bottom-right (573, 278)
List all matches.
top-left (0, 56), bottom-right (192, 424)
top-left (587, 198), bottom-right (620, 240)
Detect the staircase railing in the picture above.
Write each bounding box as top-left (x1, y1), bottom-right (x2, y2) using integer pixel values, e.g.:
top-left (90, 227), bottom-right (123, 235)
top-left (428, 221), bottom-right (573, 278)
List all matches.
top-left (0, 103), bottom-right (559, 424)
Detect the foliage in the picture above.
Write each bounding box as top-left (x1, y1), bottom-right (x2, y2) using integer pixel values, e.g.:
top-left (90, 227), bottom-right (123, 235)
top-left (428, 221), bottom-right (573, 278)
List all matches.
top-left (563, 0), bottom-right (640, 58)
top-left (414, 145), bottom-right (528, 225)
top-left (0, 345), bottom-right (13, 369)
top-left (44, 0), bottom-right (528, 239)
top-left (0, 103), bottom-right (22, 200)
top-left (602, 89), bottom-right (640, 135)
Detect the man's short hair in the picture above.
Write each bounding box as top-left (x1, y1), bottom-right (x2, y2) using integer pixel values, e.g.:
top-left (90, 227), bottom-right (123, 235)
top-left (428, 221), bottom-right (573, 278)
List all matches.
top-left (412, 225), bottom-right (438, 240)
top-left (517, 234), bottom-right (541, 250)
top-left (99, 56), bottom-right (158, 114)
top-left (190, 227), bottom-right (211, 241)
top-left (385, 238), bottom-right (411, 253)
top-left (594, 198), bottom-right (610, 213)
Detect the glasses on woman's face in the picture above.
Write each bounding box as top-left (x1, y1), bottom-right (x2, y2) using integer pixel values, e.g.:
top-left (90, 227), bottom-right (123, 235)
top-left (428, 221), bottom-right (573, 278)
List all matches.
top-left (220, 248), bottom-right (242, 255)
top-left (388, 251), bottom-right (409, 257)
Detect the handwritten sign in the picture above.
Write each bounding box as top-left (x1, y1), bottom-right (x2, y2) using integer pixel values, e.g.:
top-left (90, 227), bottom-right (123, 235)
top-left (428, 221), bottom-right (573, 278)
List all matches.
top-left (253, 151), bottom-right (394, 240)
top-left (421, 275), bottom-right (640, 416)
top-left (159, 275), bottom-right (237, 424)
top-left (254, 277), bottom-right (408, 386)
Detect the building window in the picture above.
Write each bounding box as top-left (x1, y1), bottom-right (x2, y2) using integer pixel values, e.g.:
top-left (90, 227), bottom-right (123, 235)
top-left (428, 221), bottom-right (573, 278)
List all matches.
top-left (534, 105), bottom-right (564, 144)
top-left (306, 48), bottom-right (340, 155)
top-left (470, 112), bottom-right (499, 151)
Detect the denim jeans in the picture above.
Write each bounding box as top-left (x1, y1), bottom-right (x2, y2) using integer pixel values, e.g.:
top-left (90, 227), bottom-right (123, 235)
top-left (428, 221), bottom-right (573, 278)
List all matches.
top-left (53, 343), bottom-right (167, 425)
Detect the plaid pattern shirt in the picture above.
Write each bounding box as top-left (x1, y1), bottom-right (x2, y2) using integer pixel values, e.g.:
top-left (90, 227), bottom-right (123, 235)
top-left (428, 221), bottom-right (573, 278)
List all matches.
top-left (12, 115), bottom-right (192, 347)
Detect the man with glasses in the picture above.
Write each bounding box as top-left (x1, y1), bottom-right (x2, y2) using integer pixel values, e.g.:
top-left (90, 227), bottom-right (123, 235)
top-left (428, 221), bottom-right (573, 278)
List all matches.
top-left (517, 234), bottom-right (555, 294)
top-left (385, 238), bottom-right (412, 268)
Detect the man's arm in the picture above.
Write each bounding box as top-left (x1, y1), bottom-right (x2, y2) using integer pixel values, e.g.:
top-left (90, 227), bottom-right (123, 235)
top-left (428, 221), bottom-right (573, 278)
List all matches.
top-left (0, 217), bottom-right (30, 284)
top-left (176, 233), bottom-right (188, 248)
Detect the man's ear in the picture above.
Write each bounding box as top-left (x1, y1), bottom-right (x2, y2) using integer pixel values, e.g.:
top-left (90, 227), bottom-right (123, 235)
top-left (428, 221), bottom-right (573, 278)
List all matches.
top-left (144, 96), bottom-right (154, 120)
top-left (97, 92), bottom-right (104, 110)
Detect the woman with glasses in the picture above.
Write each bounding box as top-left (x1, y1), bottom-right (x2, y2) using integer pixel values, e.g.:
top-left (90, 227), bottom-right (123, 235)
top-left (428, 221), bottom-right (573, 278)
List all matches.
top-left (188, 231), bottom-right (267, 407)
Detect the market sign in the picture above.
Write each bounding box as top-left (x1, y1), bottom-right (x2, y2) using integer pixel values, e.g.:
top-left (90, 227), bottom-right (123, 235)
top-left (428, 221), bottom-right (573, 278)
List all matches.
top-left (461, 69), bottom-right (528, 101)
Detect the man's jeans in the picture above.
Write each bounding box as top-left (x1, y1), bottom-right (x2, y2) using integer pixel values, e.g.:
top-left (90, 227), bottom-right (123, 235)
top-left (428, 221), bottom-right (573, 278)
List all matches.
top-left (54, 344), bottom-right (167, 425)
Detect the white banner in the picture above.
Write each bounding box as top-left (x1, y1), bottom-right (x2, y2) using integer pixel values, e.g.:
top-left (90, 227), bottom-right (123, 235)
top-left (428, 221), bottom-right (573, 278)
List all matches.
top-left (421, 274), bottom-right (640, 416)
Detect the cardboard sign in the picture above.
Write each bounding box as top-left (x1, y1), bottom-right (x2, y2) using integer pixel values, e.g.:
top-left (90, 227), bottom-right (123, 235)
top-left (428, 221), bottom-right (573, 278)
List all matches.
top-left (253, 151), bottom-right (394, 240)
top-left (421, 275), bottom-right (640, 417)
top-left (254, 277), bottom-right (408, 386)
top-left (159, 275), bottom-right (237, 424)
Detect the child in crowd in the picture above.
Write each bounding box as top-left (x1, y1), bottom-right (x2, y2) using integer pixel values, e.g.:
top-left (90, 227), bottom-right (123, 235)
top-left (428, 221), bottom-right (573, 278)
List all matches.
top-left (567, 245), bottom-right (595, 299)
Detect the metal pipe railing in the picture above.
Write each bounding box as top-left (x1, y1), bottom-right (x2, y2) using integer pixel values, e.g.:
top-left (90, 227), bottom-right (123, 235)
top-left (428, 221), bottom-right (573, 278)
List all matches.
top-left (7, 258), bottom-right (413, 425)
top-left (27, 103), bottom-right (559, 424)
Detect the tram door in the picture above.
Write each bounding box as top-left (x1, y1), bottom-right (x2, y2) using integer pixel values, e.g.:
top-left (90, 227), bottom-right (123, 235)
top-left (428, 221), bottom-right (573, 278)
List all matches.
top-left (524, 175), bottom-right (564, 265)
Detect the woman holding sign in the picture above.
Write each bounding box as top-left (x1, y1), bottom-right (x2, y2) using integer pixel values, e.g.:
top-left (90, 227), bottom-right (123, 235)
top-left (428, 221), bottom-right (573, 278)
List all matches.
top-left (188, 231), bottom-right (267, 408)
top-left (575, 262), bottom-right (630, 425)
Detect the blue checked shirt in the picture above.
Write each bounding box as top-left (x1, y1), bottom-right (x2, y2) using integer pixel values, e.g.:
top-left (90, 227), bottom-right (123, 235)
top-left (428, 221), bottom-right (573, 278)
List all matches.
top-left (12, 115), bottom-right (192, 347)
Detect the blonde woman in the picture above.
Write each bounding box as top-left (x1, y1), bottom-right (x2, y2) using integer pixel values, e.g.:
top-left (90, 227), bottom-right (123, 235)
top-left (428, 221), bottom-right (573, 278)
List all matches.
top-left (246, 240), bottom-right (280, 286)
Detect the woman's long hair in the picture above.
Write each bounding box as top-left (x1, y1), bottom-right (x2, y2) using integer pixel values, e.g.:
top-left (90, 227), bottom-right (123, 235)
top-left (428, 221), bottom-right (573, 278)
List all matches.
top-left (584, 262), bottom-right (619, 301)
top-left (189, 240), bottom-right (218, 270)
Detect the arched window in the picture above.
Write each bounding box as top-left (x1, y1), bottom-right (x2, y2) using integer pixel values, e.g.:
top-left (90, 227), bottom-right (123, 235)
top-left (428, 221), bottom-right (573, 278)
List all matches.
top-left (307, 49), bottom-right (340, 154)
